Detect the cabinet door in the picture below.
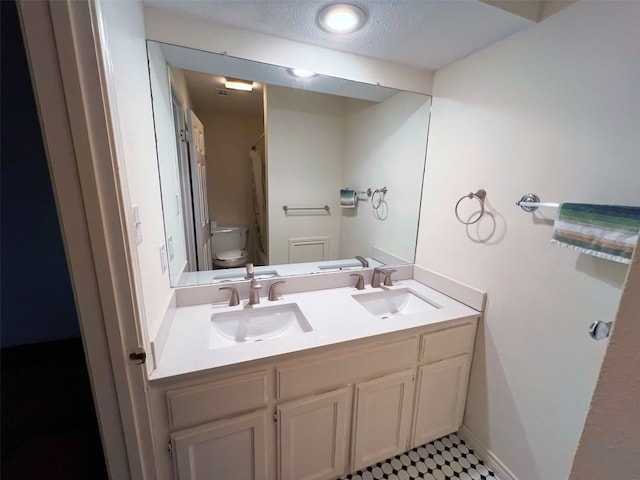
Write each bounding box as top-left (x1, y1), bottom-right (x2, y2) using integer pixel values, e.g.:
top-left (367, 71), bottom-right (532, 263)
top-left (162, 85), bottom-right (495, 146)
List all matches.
top-left (171, 409), bottom-right (270, 480)
top-left (351, 369), bottom-right (415, 471)
top-left (412, 354), bottom-right (469, 448)
top-left (278, 387), bottom-right (350, 480)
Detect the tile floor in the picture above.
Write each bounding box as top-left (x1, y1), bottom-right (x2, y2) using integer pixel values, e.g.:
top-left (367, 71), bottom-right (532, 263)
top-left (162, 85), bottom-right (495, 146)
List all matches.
top-left (340, 432), bottom-right (499, 480)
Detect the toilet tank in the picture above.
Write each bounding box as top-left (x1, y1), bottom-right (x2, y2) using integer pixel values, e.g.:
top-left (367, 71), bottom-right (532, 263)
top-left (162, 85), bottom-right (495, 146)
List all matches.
top-left (211, 226), bottom-right (247, 254)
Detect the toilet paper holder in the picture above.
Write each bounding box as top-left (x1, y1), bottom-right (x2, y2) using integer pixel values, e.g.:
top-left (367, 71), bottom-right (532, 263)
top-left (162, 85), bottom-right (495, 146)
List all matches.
top-left (340, 187), bottom-right (387, 209)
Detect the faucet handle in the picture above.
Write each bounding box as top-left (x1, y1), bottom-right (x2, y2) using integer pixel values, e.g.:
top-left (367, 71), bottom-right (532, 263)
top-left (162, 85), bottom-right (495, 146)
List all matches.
top-left (219, 287), bottom-right (239, 306)
top-left (268, 280), bottom-right (286, 301)
top-left (383, 269), bottom-right (397, 287)
top-left (350, 274), bottom-right (365, 290)
top-left (355, 256), bottom-right (369, 268)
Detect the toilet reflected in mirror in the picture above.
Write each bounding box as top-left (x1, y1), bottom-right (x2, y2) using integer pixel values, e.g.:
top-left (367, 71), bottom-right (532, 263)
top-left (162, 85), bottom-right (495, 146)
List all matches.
top-left (211, 226), bottom-right (249, 269)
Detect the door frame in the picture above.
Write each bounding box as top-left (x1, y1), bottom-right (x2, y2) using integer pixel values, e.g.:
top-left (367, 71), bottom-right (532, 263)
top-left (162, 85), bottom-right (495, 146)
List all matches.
top-left (186, 109), bottom-right (213, 271)
top-left (171, 89), bottom-right (197, 272)
top-left (18, 1), bottom-right (157, 477)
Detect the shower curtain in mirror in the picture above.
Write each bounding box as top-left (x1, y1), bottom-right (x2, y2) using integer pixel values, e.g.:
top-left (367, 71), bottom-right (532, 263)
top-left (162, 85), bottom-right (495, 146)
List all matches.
top-left (249, 147), bottom-right (268, 264)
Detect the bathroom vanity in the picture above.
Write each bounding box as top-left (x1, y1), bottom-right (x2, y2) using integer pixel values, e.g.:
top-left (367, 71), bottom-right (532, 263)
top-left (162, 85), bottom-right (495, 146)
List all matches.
top-left (147, 267), bottom-right (484, 480)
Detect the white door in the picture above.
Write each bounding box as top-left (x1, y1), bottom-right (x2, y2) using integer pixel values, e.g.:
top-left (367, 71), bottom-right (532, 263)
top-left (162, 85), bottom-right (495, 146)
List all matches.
top-left (171, 410), bottom-right (270, 480)
top-left (18, 1), bottom-right (159, 477)
top-left (352, 370), bottom-right (415, 471)
top-left (172, 92), bottom-right (197, 272)
top-left (187, 110), bottom-right (212, 270)
top-left (412, 354), bottom-right (470, 447)
top-left (278, 387), bottom-right (351, 480)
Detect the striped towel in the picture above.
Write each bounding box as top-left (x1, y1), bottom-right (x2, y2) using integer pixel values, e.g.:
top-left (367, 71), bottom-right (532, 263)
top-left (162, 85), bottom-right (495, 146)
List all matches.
top-left (551, 203), bottom-right (640, 264)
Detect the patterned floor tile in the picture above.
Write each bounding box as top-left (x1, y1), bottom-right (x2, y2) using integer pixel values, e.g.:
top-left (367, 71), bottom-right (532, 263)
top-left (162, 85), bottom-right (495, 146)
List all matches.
top-left (340, 432), bottom-right (499, 480)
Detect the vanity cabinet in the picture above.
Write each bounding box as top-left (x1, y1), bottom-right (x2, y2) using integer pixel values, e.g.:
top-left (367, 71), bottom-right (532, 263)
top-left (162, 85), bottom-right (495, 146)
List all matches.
top-left (351, 369), bottom-right (415, 471)
top-left (411, 354), bottom-right (469, 447)
top-left (411, 323), bottom-right (476, 448)
top-left (151, 317), bottom-right (478, 480)
top-left (277, 387), bottom-right (351, 480)
top-left (171, 410), bottom-right (270, 480)
top-left (163, 370), bottom-right (274, 480)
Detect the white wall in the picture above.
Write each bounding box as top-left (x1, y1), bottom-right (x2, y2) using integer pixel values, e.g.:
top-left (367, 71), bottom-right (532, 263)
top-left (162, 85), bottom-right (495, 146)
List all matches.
top-left (266, 86), bottom-right (344, 265)
top-left (147, 42), bottom-right (188, 281)
top-left (342, 92), bottom-right (430, 262)
top-left (98, 0), bottom-right (171, 337)
top-left (570, 238), bottom-right (640, 478)
top-left (416, 2), bottom-right (640, 479)
top-left (199, 112), bottom-right (263, 247)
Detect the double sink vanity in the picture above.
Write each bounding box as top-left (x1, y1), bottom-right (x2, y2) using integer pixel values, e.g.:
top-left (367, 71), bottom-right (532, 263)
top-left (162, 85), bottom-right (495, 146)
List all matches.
top-left (148, 265), bottom-right (485, 480)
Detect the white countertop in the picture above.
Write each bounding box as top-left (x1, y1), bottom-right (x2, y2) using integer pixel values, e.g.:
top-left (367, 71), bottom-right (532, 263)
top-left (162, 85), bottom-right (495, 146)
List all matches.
top-left (150, 279), bottom-right (480, 381)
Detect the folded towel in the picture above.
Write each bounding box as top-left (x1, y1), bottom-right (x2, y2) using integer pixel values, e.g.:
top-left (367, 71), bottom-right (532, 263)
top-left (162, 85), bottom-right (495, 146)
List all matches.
top-left (551, 203), bottom-right (640, 264)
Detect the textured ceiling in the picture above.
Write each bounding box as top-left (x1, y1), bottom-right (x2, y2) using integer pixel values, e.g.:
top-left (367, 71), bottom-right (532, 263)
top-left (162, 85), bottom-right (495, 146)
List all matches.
top-left (143, 0), bottom-right (535, 71)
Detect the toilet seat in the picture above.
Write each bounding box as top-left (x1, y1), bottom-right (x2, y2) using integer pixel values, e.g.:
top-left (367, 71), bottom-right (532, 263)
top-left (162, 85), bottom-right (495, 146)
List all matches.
top-left (211, 225), bottom-right (249, 268)
top-left (213, 248), bottom-right (249, 268)
top-left (215, 249), bottom-right (246, 262)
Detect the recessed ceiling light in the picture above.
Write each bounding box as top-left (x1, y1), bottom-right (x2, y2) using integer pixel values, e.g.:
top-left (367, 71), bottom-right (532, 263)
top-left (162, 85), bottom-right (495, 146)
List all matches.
top-left (318, 3), bottom-right (367, 34)
top-left (224, 79), bottom-right (253, 91)
top-left (288, 68), bottom-right (317, 78)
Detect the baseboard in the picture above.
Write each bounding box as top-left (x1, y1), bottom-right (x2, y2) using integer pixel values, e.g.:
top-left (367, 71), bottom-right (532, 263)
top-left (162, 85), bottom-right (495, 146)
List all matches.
top-left (458, 425), bottom-right (518, 480)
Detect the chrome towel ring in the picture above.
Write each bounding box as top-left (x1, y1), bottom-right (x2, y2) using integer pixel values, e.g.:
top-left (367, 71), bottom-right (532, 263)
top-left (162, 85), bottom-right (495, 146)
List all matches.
top-left (455, 189), bottom-right (486, 225)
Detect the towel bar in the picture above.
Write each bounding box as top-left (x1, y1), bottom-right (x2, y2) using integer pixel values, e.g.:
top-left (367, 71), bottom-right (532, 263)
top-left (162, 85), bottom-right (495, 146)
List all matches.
top-left (516, 193), bottom-right (560, 212)
top-left (283, 205), bottom-right (330, 212)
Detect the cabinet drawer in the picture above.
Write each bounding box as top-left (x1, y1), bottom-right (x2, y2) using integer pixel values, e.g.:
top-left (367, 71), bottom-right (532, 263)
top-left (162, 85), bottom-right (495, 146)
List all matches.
top-left (167, 370), bottom-right (268, 429)
top-left (420, 323), bottom-right (475, 363)
top-left (277, 337), bottom-right (418, 400)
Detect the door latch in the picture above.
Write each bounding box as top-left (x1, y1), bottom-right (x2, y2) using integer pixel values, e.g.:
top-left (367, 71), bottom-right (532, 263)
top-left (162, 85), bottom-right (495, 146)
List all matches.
top-left (129, 347), bottom-right (147, 365)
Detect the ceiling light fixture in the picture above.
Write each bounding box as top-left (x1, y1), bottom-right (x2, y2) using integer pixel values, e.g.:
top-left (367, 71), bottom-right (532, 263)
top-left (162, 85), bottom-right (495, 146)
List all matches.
top-left (288, 68), bottom-right (317, 78)
top-left (224, 79), bottom-right (254, 91)
top-left (318, 3), bottom-right (366, 34)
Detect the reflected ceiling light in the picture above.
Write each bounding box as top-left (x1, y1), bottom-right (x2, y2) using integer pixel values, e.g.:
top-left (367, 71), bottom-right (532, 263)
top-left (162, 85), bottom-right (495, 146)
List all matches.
top-left (288, 68), bottom-right (317, 78)
top-left (318, 3), bottom-right (366, 34)
top-left (224, 79), bottom-right (253, 91)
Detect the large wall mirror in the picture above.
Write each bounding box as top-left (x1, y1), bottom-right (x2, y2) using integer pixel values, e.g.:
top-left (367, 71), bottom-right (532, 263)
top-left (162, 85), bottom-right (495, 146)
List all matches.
top-left (147, 41), bottom-right (432, 287)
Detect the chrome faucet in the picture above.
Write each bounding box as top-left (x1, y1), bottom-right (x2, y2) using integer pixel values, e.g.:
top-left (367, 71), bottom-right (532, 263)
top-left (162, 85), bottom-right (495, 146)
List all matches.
top-left (371, 267), bottom-right (396, 288)
top-left (355, 255), bottom-right (369, 268)
top-left (245, 262), bottom-right (255, 279)
top-left (249, 278), bottom-right (262, 305)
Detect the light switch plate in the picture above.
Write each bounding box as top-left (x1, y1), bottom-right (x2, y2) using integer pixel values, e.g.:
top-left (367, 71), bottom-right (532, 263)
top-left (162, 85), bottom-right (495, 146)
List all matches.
top-left (167, 236), bottom-right (174, 260)
top-left (159, 244), bottom-right (168, 273)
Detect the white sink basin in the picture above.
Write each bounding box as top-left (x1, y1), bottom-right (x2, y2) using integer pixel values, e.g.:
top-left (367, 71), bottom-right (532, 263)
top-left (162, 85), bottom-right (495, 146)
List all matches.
top-left (210, 303), bottom-right (312, 348)
top-left (352, 288), bottom-right (441, 319)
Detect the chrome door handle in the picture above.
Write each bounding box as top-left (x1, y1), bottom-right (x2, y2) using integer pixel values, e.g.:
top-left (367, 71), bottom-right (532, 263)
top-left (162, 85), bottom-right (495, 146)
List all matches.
top-left (589, 321), bottom-right (612, 340)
